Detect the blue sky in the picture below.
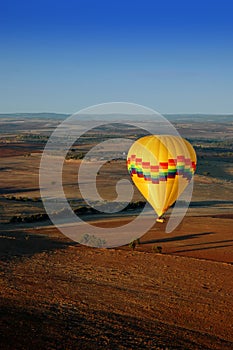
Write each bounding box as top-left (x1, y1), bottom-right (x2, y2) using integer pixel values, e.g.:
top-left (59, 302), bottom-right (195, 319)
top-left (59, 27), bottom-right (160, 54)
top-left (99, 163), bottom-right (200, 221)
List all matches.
top-left (0, 0), bottom-right (233, 114)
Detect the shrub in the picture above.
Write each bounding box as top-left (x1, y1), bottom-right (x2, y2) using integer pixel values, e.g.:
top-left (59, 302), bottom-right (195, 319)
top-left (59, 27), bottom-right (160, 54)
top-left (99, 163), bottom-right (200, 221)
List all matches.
top-left (128, 239), bottom-right (140, 250)
top-left (152, 245), bottom-right (163, 253)
top-left (80, 234), bottom-right (106, 248)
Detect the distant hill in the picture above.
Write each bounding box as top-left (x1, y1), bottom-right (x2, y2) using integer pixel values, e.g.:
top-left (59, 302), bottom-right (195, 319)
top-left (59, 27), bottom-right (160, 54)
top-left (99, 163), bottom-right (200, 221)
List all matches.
top-left (0, 113), bottom-right (68, 120)
top-left (164, 114), bottom-right (233, 123)
top-left (0, 112), bottom-right (233, 123)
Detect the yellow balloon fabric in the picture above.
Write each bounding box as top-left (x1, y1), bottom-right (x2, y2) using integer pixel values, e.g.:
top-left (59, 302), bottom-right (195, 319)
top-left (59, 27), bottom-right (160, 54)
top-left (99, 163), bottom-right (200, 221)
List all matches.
top-left (127, 135), bottom-right (197, 217)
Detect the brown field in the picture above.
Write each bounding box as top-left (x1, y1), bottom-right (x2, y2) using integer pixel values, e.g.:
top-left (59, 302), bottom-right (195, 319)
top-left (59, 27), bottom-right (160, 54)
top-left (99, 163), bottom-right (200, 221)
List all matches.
top-left (0, 118), bottom-right (233, 349)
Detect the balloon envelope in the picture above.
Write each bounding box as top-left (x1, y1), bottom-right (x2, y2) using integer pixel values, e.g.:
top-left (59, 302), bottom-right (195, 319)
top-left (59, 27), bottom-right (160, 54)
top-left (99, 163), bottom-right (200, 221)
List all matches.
top-left (127, 135), bottom-right (197, 217)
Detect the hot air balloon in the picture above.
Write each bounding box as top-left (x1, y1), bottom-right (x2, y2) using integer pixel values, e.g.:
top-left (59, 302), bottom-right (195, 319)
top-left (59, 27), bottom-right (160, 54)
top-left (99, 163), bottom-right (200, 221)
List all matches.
top-left (127, 135), bottom-right (197, 221)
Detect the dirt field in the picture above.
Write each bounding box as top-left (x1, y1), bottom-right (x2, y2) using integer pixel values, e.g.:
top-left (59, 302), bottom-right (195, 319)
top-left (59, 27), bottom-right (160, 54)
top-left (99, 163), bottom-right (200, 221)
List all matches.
top-left (0, 119), bottom-right (233, 349)
top-left (0, 221), bottom-right (233, 349)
